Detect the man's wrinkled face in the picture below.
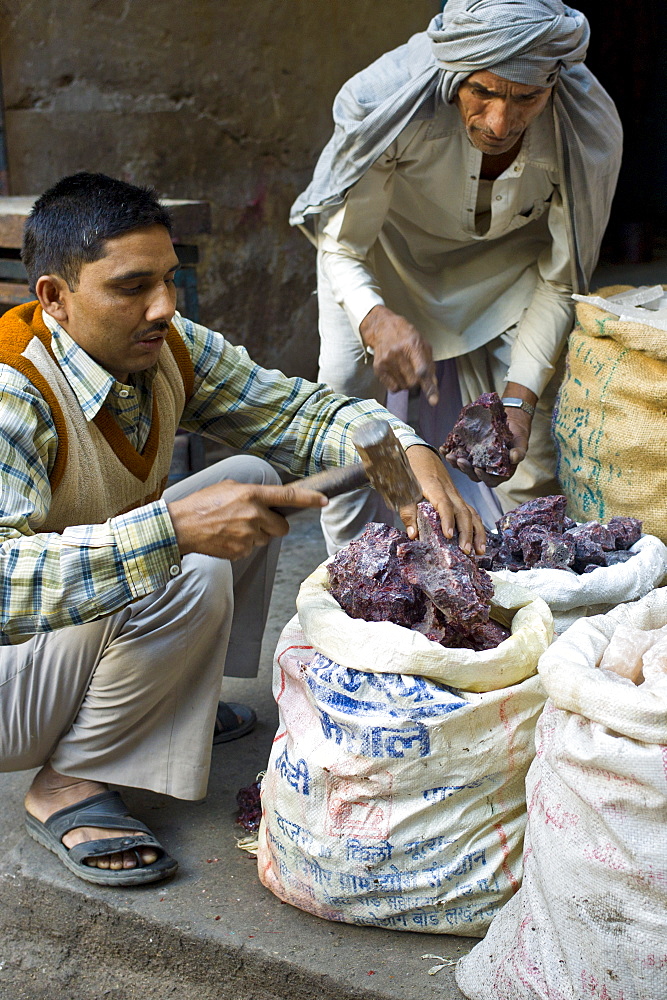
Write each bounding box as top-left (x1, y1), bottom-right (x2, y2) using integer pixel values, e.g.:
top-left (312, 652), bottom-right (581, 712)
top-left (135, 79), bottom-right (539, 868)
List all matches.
top-left (41, 224), bottom-right (179, 383)
top-left (455, 70), bottom-right (553, 156)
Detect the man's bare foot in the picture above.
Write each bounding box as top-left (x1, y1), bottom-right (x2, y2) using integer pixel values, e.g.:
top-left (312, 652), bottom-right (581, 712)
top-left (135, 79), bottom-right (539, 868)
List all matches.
top-left (25, 763), bottom-right (158, 870)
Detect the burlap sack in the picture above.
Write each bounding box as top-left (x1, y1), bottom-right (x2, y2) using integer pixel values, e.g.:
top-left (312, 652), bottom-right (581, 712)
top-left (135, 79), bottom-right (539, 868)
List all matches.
top-left (553, 285), bottom-right (667, 542)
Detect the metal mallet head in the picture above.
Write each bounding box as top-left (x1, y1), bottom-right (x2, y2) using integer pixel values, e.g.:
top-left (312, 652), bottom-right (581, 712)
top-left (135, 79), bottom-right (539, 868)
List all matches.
top-left (351, 419), bottom-right (423, 512)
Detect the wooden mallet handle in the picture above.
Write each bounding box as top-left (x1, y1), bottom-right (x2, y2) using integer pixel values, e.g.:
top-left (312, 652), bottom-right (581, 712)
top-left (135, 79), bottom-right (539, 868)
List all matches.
top-left (272, 420), bottom-right (421, 517)
top-left (271, 463), bottom-right (369, 516)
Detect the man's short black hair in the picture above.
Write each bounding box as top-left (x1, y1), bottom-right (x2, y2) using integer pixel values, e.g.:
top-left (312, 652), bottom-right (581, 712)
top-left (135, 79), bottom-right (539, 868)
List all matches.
top-left (22, 172), bottom-right (173, 293)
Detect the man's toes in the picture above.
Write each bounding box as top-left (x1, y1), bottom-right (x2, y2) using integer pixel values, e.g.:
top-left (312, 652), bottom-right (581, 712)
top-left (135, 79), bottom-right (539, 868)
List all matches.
top-left (119, 847), bottom-right (158, 869)
top-left (138, 846), bottom-right (159, 866)
top-left (79, 839), bottom-right (159, 870)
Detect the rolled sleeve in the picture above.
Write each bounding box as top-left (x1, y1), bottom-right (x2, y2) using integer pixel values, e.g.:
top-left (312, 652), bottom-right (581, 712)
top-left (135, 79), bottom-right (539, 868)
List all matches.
top-left (505, 191), bottom-right (575, 397)
top-left (505, 278), bottom-right (575, 396)
top-left (110, 499), bottom-right (181, 598)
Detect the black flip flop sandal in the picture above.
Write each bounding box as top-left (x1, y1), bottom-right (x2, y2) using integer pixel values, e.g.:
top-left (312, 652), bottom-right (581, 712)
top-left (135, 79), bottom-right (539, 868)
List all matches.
top-left (25, 790), bottom-right (178, 887)
top-left (212, 700), bottom-right (257, 744)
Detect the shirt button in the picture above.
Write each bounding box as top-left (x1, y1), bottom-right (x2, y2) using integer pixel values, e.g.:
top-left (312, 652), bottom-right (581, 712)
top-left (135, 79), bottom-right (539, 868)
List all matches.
top-left (495, 195), bottom-right (502, 201)
top-left (514, 165), bottom-right (520, 172)
top-left (169, 564), bottom-right (180, 577)
top-left (470, 175), bottom-right (477, 180)
top-left (467, 207), bottom-right (473, 212)
top-left (119, 389), bottom-right (129, 398)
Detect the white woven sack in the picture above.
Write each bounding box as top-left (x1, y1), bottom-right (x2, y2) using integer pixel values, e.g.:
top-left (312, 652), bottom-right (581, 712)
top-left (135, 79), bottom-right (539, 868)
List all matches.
top-left (456, 587), bottom-right (667, 1000)
top-left (257, 567), bottom-right (552, 936)
top-left (295, 564), bottom-right (553, 692)
top-left (493, 533), bottom-right (667, 634)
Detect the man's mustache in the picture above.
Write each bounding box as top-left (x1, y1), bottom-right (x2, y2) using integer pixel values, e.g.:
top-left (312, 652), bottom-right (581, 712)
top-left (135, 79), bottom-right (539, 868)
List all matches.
top-left (134, 321), bottom-right (170, 341)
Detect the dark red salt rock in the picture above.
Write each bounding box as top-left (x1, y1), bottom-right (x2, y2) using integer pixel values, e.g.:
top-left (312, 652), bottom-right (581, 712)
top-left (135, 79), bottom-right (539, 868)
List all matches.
top-left (442, 392), bottom-right (513, 476)
top-left (328, 503), bottom-right (503, 651)
top-left (602, 550), bottom-right (635, 566)
top-left (606, 516), bottom-right (642, 550)
top-left (582, 549), bottom-right (636, 573)
top-left (397, 539), bottom-right (491, 626)
top-left (495, 535), bottom-right (524, 570)
top-left (499, 531), bottom-right (523, 558)
top-left (411, 600), bottom-right (459, 645)
top-left (565, 521), bottom-right (615, 554)
top-left (518, 525), bottom-right (575, 570)
top-left (236, 780), bottom-right (262, 832)
top-left (497, 494), bottom-right (568, 537)
top-left (456, 619), bottom-right (512, 651)
top-left (328, 522), bottom-right (425, 627)
top-left (490, 497), bottom-right (642, 575)
top-left (411, 599), bottom-right (510, 651)
top-left (564, 522), bottom-right (615, 572)
top-left (475, 531), bottom-right (501, 570)
top-left (396, 502), bottom-right (494, 625)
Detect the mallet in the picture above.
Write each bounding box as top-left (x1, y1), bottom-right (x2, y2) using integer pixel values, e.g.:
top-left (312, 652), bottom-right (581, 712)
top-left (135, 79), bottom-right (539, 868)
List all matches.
top-left (273, 419), bottom-right (423, 516)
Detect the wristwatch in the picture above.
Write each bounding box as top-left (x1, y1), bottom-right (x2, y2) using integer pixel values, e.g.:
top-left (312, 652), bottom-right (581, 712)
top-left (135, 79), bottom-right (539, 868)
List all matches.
top-left (502, 396), bottom-right (536, 417)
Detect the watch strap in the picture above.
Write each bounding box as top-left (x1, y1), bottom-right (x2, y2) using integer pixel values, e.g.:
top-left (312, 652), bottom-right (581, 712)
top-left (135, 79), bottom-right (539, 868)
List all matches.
top-left (502, 396), bottom-right (536, 417)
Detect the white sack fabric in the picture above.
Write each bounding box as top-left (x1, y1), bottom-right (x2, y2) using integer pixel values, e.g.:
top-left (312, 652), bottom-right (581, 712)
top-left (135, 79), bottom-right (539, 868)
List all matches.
top-left (493, 532), bottom-right (667, 633)
top-left (257, 567), bottom-right (552, 936)
top-left (295, 564), bottom-right (552, 692)
top-left (456, 587), bottom-right (667, 999)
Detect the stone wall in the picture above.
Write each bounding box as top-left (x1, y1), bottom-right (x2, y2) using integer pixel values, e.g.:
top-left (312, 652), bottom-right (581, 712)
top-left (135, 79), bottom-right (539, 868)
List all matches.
top-left (0, 0), bottom-right (439, 377)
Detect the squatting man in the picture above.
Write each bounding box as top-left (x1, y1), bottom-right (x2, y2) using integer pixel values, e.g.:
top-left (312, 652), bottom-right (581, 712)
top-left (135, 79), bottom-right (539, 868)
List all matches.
top-left (0, 172), bottom-right (483, 886)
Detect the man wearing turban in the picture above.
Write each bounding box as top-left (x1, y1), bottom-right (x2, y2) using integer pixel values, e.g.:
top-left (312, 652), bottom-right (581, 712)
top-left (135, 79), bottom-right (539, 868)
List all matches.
top-left (291, 0), bottom-right (621, 553)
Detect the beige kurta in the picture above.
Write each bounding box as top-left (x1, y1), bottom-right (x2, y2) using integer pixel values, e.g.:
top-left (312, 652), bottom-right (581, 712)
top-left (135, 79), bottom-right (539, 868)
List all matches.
top-left (318, 100), bottom-right (574, 398)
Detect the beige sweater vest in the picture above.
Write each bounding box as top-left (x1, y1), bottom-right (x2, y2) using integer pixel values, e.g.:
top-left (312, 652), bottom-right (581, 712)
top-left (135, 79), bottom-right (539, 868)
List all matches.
top-left (0, 302), bottom-right (194, 532)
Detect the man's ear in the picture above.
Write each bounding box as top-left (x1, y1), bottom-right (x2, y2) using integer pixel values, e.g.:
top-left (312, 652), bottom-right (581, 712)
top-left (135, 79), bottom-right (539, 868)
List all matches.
top-left (35, 274), bottom-right (70, 325)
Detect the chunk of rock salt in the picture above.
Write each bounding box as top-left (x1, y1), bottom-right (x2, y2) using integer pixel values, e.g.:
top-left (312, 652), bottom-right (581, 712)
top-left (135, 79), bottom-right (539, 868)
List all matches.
top-left (600, 622), bottom-right (667, 684)
top-left (442, 392), bottom-right (513, 477)
top-left (640, 629), bottom-right (667, 685)
top-left (599, 623), bottom-right (656, 683)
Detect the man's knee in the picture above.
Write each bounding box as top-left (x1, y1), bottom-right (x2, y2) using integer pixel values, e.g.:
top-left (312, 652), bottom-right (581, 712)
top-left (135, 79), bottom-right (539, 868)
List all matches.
top-left (163, 455), bottom-right (281, 502)
top-left (224, 455), bottom-right (282, 488)
top-left (173, 551), bottom-right (235, 621)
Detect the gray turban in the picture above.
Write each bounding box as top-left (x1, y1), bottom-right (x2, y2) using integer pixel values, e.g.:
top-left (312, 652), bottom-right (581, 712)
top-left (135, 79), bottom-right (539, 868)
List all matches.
top-left (430, 0), bottom-right (589, 96)
top-left (291, 0), bottom-right (621, 291)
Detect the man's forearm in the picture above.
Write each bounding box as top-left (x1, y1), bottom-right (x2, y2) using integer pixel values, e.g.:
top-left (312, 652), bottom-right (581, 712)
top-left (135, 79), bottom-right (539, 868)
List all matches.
top-left (319, 244), bottom-right (385, 335)
top-left (504, 280), bottom-right (575, 398)
top-left (502, 382), bottom-right (538, 408)
top-left (0, 502), bottom-right (179, 644)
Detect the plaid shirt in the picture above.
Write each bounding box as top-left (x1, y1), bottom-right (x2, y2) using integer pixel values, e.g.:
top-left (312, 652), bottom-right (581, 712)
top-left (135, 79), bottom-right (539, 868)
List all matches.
top-left (0, 310), bottom-right (422, 644)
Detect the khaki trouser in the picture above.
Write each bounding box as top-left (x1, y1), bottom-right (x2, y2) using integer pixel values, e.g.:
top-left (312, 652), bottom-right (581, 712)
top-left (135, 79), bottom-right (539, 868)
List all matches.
top-left (0, 456), bottom-right (281, 800)
top-left (316, 253), bottom-right (561, 552)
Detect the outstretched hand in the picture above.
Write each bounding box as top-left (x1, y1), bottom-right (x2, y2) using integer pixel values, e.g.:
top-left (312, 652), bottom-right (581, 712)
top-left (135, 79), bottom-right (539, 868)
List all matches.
top-left (359, 304), bottom-right (439, 405)
top-left (168, 480), bottom-right (328, 561)
top-left (398, 445), bottom-right (486, 556)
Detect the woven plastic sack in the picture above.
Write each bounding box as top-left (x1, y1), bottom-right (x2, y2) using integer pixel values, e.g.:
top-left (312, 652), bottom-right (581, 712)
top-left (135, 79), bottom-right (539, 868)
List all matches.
top-left (257, 566), bottom-right (552, 936)
top-left (456, 587), bottom-right (667, 999)
top-left (554, 285), bottom-right (667, 542)
top-left (493, 532), bottom-right (667, 634)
